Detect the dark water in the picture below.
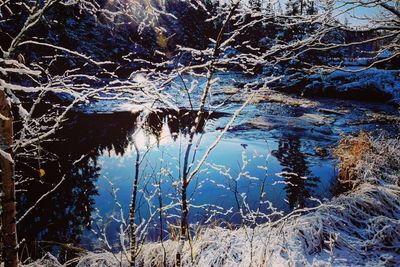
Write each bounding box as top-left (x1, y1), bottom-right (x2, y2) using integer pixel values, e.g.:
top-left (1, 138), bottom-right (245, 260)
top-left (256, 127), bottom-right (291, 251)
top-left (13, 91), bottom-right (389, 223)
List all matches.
top-left (15, 98), bottom-right (398, 261)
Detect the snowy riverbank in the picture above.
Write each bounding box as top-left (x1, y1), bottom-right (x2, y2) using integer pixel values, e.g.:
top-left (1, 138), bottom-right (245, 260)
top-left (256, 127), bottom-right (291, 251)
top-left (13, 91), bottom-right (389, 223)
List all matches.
top-left (271, 68), bottom-right (400, 106)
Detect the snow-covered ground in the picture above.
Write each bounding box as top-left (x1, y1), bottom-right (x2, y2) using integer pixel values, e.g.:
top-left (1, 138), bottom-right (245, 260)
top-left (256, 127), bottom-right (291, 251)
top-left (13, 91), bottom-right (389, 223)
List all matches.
top-left (304, 68), bottom-right (400, 105)
top-left (27, 134), bottom-right (400, 266)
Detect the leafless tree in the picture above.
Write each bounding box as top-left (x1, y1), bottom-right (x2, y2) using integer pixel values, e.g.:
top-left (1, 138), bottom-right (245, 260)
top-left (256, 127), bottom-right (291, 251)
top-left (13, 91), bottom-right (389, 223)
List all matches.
top-left (1, 0), bottom-right (398, 266)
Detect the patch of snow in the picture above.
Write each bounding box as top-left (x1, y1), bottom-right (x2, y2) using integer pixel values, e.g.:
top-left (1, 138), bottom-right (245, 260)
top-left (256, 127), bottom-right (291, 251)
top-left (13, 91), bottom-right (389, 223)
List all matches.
top-left (307, 68), bottom-right (400, 105)
top-left (0, 148), bottom-right (14, 163)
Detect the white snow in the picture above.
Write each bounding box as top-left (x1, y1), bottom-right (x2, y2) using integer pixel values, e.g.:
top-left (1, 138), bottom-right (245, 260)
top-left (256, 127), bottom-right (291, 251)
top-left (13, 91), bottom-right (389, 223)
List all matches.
top-left (0, 148), bottom-right (13, 163)
top-left (309, 68), bottom-right (400, 104)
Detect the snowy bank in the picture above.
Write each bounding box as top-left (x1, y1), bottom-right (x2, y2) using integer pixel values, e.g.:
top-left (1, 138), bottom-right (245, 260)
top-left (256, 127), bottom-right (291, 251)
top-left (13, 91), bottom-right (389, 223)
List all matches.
top-left (271, 68), bottom-right (399, 106)
top-left (303, 69), bottom-right (400, 105)
top-left (26, 133), bottom-right (400, 267)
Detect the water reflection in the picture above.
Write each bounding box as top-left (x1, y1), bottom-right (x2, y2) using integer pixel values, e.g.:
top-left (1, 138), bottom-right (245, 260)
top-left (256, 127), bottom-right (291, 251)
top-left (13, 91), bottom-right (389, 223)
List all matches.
top-left (272, 136), bottom-right (320, 209)
top-left (15, 109), bottom-right (331, 262)
top-left (16, 112), bottom-right (138, 261)
top-left (15, 110), bottom-right (220, 261)
top-left (134, 109), bottom-right (218, 149)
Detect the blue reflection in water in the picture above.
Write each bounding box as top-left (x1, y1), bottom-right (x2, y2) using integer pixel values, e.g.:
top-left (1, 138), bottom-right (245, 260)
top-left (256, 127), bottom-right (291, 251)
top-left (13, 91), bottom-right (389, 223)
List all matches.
top-left (15, 96), bottom-right (399, 260)
top-left (92, 115), bottom-right (334, 246)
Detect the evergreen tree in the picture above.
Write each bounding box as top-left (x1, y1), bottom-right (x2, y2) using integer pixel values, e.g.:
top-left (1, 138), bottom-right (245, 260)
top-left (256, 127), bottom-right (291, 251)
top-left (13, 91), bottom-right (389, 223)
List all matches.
top-left (286, 0), bottom-right (317, 16)
top-left (249, 0), bottom-right (262, 13)
top-left (305, 0), bottom-right (318, 15)
top-left (264, 0), bottom-right (274, 14)
top-left (286, 0), bottom-right (300, 16)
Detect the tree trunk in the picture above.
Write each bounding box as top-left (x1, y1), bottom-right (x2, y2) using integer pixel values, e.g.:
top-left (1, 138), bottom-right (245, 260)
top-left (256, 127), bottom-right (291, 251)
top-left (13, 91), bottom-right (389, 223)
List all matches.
top-left (129, 143), bottom-right (140, 267)
top-left (0, 89), bottom-right (18, 267)
top-left (176, 138), bottom-right (192, 267)
top-left (176, 180), bottom-right (188, 267)
top-left (300, 0), bottom-right (304, 15)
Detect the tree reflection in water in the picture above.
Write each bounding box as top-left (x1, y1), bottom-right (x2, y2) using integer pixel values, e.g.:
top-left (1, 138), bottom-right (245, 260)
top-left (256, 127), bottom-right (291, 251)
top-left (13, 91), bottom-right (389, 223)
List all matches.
top-left (15, 110), bottom-right (220, 261)
top-left (272, 135), bottom-right (320, 210)
top-left (15, 109), bottom-right (328, 262)
top-left (15, 112), bottom-right (136, 261)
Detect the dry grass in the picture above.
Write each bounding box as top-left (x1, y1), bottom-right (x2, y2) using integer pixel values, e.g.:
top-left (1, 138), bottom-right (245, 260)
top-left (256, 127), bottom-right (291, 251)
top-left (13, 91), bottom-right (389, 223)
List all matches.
top-left (350, 113), bottom-right (400, 126)
top-left (228, 87), bottom-right (319, 108)
top-left (252, 88), bottom-right (319, 108)
top-left (334, 131), bottom-right (372, 189)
